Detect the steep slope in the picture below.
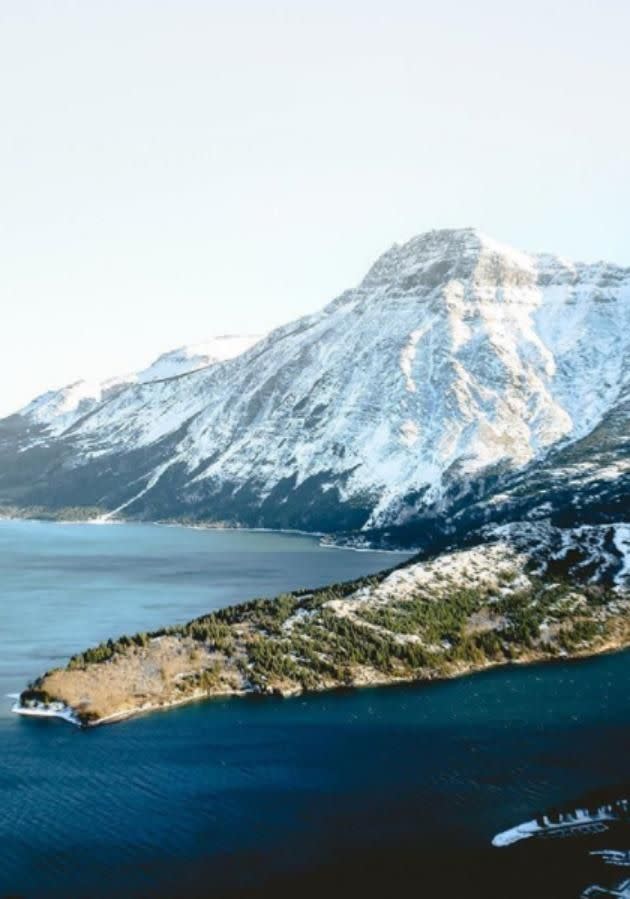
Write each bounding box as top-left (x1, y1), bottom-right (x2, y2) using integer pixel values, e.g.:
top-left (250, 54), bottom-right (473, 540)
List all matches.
top-left (0, 229), bottom-right (628, 539)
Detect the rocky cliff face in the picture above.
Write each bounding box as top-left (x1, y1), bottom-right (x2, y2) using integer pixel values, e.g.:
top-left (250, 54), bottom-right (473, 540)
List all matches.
top-left (0, 228), bottom-right (628, 544)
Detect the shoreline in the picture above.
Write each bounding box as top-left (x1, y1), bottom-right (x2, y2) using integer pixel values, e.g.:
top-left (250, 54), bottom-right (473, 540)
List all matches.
top-left (12, 702), bottom-right (80, 726)
top-left (14, 634), bottom-right (630, 730)
top-left (12, 535), bottom-right (628, 732)
top-left (0, 512), bottom-right (415, 555)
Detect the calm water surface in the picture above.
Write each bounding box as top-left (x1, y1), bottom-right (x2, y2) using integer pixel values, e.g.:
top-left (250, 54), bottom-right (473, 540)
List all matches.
top-left (0, 520), bottom-right (403, 705)
top-left (1, 520), bottom-right (629, 898)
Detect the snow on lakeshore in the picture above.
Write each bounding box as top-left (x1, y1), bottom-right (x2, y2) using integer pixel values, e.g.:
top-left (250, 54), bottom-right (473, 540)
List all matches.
top-left (12, 699), bottom-right (81, 726)
top-left (492, 818), bottom-right (542, 847)
top-left (492, 803), bottom-right (624, 847)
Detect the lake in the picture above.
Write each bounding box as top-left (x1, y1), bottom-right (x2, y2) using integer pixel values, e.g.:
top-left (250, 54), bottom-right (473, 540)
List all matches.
top-left (1, 519), bottom-right (629, 898)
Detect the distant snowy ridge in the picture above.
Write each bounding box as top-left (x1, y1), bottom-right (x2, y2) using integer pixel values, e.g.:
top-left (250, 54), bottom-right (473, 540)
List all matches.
top-left (136, 335), bottom-right (263, 382)
top-left (20, 334), bottom-right (262, 436)
top-left (0, 228), bottom-right (628, 545)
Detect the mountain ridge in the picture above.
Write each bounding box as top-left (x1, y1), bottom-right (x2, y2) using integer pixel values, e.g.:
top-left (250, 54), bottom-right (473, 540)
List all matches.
top-left (17, 334), bottom-right (263, 437)
top-left (1, 228), bottom-right (628, 547)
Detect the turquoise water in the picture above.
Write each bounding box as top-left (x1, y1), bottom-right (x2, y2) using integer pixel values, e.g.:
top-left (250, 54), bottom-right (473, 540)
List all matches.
top-left (1, 520), bottom-right (629, 898)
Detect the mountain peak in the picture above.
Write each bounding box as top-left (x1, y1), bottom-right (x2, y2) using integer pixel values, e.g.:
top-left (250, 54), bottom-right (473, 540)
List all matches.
top-left (360, 227), bottom-right (534, 293)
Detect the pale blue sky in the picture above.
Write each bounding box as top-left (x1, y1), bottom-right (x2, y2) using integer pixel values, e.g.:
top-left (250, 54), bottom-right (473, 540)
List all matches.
top-left (1, 0), bottom-right (629, 415)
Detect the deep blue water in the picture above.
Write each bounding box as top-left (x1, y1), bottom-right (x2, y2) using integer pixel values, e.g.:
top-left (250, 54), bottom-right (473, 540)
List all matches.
top-left (1, 520), bottom-right (629, 898)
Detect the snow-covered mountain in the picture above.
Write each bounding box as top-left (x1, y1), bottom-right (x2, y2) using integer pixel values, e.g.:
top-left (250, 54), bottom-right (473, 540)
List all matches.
top-left (1, 228), bottom-right (628, 546)
top-left (19, 335), bottom-right (262, 436)
top-left (134, 335), bottom-right (263, 383)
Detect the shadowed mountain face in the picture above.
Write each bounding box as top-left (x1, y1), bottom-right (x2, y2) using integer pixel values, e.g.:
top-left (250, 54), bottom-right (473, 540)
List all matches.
top-left (0, 228), bottom-right (628, 548)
